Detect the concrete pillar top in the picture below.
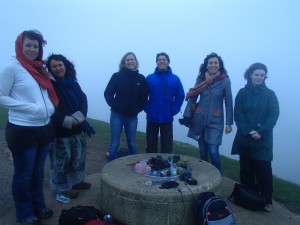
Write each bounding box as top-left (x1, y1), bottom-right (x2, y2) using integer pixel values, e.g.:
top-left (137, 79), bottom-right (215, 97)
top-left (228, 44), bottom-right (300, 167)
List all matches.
top-left (100, 153), bottom-right (222, 225)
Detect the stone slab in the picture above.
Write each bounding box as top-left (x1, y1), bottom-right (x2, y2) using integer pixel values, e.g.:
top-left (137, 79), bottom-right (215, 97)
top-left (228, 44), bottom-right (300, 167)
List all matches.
top-left (99, 153), bottom-right (222, 225)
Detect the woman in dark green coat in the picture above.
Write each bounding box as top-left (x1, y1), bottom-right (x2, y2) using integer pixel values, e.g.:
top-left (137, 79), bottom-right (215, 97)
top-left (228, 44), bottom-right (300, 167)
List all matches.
top-left (231, 63), bottom-right (279, 212)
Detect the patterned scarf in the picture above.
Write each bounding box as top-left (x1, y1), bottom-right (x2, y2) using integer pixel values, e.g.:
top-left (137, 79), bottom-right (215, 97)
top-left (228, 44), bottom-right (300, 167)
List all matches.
top-left (185, 71), bottom-right (226, 101)
top-left (15, 32), bottom-right (59, 106)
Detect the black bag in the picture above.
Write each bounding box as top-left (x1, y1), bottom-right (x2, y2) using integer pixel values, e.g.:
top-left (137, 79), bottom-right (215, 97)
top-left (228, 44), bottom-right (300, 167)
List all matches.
top-left (58, 205), bottom-right (104, 225)
top-left (229, 183), bottom-right (268, 211)
top-left (194, 191), bottom-right (237, 225)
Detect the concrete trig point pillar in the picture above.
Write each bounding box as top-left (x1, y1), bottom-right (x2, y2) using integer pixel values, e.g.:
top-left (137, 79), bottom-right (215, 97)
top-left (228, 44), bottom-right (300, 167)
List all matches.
top-left (99, 153), bottom-right (221, 225)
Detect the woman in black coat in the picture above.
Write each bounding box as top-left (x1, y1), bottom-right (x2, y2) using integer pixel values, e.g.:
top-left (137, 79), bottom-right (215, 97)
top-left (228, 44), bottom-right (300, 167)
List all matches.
top-left (231, 63), bottom-right (279, 212)
top-left (46, 54), bottom-right (95, 200)
top-left (104, 52), bottom-right (148, 161)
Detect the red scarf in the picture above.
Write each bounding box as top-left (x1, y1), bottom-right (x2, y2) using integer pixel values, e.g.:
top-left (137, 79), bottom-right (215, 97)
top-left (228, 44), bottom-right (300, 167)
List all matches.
top-left (15, 33), bottom-right (59, 106)
top-left (185, 72), bottom-right (226, 101)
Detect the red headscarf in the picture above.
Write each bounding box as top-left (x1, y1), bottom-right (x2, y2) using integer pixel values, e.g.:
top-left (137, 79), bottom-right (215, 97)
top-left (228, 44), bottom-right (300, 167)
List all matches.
top-left (15, 32), bottom-right (59, 106)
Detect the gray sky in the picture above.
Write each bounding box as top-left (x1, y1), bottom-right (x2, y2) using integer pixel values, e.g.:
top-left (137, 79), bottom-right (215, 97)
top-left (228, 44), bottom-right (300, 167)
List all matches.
top-left (1, 0), bottom-right (300, 184)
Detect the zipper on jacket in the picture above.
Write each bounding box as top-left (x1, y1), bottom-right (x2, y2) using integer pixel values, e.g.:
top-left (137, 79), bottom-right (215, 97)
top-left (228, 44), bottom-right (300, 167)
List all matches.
top-left (164, 81), bottom-right (168, 96)
top-left (39, 85), bottom-right (49, 125)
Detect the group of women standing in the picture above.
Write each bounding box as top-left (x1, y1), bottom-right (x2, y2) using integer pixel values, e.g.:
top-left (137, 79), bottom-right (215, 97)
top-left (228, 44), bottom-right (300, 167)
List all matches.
top-left (105, 51), bottom-right (279, 213)
top-left (0, 29), bottom-right (279, 224)
top-left (181, 53), bottom-right (279, 212)
top-left (0, 30), bottom-right (93, 225)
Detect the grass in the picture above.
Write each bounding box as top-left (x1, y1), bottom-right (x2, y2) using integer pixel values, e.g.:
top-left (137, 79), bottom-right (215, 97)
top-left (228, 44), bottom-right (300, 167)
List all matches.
top-left (1, 107), bottom-right (300, 213)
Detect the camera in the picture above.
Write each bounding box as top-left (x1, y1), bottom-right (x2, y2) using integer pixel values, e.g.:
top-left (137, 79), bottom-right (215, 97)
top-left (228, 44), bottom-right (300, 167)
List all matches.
top-left (160, 181), bottom-right (179, 189)
top-left (183, 177), bottom-right (197, 185)
top-left (179, 172), bottom-right (192, 180)
top-left (180, 171), bottom-right (197, 185)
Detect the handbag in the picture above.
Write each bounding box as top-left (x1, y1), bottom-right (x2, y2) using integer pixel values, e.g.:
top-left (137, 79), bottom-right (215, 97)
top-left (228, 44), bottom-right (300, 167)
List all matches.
top-left (229, 183), bottom-right (268, 211)
top-left (178, 103), bottom-right (197, 128)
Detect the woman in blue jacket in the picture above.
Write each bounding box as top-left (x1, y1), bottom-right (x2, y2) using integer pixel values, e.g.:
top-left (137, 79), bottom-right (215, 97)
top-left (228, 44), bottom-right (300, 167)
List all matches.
top-left (231, 63), bottom-right (279, 212)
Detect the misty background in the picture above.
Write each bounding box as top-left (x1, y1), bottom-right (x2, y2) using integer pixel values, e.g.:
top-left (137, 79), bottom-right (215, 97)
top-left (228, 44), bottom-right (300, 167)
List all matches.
top-left (1, 0), bottom-right (300, 184)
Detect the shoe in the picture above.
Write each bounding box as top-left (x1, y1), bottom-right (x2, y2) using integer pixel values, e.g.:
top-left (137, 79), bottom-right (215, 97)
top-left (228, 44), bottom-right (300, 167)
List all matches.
top-left (17, 216), bottom-right (40, 225)
top-left (61, 189), bottom-right (79, 199)
top-left (263, 204), bottom-right (272, 212)
top-left (36, 208), bottom-right (53, 219)
top-left (72, 181), bottom-right (91, 190)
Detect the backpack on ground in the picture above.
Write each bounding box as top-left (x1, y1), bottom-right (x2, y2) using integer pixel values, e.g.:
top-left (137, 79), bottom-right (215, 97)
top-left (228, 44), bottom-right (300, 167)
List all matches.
top-left (193, 191), bottom-right (237, 225)
top-left (58, 205), bottom-right (105, 225)
top-left (229, 183), bottom-right (268, 211)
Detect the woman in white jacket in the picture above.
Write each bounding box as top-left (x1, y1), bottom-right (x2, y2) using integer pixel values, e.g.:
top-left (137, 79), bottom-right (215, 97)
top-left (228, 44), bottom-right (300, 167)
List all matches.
top-left (0, 30), bottom-right (58, 225)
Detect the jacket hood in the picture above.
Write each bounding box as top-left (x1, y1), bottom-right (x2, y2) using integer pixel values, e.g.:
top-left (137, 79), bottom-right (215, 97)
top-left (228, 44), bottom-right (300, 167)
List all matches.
top-left (154, 66), bottom-right (172, 75)
top-left (120, 67), bottom-right (139, 75)
top-left (245, 82), bottom-right (267, 95)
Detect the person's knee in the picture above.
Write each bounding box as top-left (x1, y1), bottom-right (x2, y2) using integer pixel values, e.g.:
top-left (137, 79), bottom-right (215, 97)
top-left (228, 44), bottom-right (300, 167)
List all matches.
top-left (110, 140), bottom-right (120, 148)
top-left (199, 148), bottom-right (209, 161)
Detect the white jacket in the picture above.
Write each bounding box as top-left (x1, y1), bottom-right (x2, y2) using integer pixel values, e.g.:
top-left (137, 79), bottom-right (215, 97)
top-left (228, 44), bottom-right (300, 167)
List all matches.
top-left (0, 57), bottom-right (54, 126)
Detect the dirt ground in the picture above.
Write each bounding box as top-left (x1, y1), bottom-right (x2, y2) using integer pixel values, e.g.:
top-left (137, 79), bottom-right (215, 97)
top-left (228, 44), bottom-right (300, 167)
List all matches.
top-left (0, 128), bottom-right (105, 225)
top-left (1, 128), bottom-right (300, 225)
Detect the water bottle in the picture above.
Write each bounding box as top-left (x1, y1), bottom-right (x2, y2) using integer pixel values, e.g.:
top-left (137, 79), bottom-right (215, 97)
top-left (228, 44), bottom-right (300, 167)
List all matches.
top-left (55, 193), bottom-right (70, 203)
top-left (170, 156), bottom-right (177, 176)
top-left (145, 178), bottom-right (175, 185)
top-left (104, 214), bottom-right (112, 225)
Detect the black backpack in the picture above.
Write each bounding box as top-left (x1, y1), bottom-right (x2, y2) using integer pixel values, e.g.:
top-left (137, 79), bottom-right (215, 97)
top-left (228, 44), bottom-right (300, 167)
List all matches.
top-left (229, 183), bottom-right (268, 211)
top-left (58, 205), bottom-right (104, 225)
top-left (193, 192), bottom-right (237, 225)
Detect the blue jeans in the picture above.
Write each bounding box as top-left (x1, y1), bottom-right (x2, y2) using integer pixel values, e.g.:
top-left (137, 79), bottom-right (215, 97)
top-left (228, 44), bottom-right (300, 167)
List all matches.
top-left (109, 111), bottom-right (137, 161)
top-left (198, 137), bottom-right (222, 174)
top-left (12, 144), bottom-right (50, 219)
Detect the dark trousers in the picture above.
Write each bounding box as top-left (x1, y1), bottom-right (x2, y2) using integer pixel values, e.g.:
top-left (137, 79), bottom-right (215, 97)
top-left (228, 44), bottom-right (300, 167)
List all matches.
top-left (239, 148), bottom-right (273, 204)
top-left (146, 121), bottom-right (173, 153)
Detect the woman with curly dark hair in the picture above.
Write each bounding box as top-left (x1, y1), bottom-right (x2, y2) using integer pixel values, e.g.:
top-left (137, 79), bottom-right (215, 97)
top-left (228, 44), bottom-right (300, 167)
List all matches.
top-left (231, 63), bottom-right (279, 212)
top-left (180, 52), bottom-right (233, 174)
top-left (46, 54), bottom-right (95, 201)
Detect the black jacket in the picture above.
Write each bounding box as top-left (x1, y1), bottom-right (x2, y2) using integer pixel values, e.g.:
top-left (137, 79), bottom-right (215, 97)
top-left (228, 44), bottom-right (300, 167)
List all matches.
top-left (51, 78), bottom-right (88, 138)
top-left (104, 68), bottom-right (148, 116)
